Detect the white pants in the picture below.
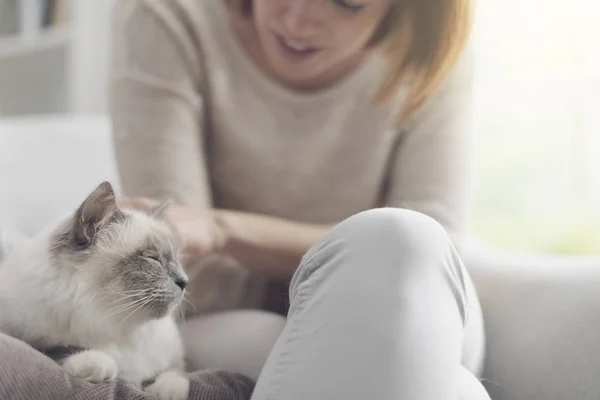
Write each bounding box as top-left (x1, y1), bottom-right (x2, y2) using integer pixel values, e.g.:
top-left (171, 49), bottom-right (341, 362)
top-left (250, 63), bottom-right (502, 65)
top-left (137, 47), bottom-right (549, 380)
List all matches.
top-left (181, 208), bottom-right (490, 400)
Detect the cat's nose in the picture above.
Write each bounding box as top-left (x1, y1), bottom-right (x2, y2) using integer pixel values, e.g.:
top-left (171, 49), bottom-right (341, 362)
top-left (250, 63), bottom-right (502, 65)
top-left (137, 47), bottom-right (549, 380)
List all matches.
top-left (174, 276), bottom-right (188, 291)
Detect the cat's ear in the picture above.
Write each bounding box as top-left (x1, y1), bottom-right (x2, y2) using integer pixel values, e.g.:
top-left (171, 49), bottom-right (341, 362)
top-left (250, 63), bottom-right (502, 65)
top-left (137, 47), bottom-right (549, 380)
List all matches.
top-left (150, 199), bottom-right (172, 220)
top-left (73, 181), bottom-right (117, 246)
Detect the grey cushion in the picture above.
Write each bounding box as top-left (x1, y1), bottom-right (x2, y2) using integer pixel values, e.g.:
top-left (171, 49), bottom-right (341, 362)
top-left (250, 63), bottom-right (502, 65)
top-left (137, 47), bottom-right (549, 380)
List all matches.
top-left (0, 332), bottom-right (254, 400)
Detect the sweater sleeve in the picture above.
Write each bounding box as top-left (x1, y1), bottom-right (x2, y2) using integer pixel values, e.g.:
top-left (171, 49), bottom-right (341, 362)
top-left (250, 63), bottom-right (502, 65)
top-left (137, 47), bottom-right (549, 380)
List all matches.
top-left (109, 0), bottom-right (212, 208)
top-left (383, 49), bottom-right (475, 237)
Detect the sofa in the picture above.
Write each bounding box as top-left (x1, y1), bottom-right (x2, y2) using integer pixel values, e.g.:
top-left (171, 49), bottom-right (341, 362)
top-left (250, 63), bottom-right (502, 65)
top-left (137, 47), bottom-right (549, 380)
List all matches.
top-left (1, 114), bottom-right (600, 400)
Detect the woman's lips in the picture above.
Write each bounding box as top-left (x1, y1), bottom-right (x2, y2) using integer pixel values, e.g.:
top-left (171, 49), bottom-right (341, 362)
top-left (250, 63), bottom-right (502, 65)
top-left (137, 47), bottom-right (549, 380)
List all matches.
top-left (274, 34), bottom-right (320, 61)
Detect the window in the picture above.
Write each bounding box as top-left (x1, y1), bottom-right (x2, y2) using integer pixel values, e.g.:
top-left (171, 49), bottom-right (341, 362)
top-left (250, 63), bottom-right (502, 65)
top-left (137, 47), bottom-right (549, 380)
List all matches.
top-left (470, 0), bottom-right (600, 254)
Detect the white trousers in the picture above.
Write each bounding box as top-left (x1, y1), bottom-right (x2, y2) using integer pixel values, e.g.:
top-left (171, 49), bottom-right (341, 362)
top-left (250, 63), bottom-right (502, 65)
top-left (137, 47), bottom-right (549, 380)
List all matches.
top-left (181, 208), bottom-right (490, 400)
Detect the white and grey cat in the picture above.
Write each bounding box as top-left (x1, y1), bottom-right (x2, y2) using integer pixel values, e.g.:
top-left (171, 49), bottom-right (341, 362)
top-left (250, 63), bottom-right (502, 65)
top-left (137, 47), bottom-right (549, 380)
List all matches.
top-left (0, 181), bottom-right (190, 400)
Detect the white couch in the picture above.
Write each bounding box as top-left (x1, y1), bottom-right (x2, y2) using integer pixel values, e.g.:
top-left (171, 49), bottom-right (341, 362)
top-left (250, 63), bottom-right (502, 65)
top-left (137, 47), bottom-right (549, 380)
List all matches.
top-left (1, 114), bottom-right (600, 400)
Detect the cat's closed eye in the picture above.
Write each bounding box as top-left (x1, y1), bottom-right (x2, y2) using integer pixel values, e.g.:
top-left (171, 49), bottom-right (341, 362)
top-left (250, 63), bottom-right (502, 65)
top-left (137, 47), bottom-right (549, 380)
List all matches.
top-left (140, 251), bottom-right (161, 263)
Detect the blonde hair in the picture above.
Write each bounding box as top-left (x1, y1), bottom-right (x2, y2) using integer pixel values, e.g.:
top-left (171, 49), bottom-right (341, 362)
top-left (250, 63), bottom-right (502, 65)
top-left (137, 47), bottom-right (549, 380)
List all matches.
top-left (372, 0), bottom-right (473, 124)
top-left (231, 0), bottom-right (473, 124)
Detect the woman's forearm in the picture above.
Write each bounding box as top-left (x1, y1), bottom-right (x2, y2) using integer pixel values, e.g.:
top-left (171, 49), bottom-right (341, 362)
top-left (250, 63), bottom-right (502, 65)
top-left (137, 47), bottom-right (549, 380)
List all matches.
top-left (215, 210), bottom-right (333, 281)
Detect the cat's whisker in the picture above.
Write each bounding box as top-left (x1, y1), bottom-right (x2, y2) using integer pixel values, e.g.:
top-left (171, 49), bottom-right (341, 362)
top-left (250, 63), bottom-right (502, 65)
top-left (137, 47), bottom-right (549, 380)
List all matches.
top-left (176, 304), bottom-right (185, 323)
top-left (181, 296), bottom-right (190, 314)
top-left (183, 292), bottom-right (194, 307)
top-left (182, 292), bottom-right (196, 312)
top-left (105, 292), bottom-right (148, 305)
top-left (105, 304), bottom-right (141, 319)
top-left (88, 288), bottom-right (103, 307)
top-left (106, 303), bottom-right (149, 320)
top-left (114, 286), bottom-right (154, 292)
top-left (109, 287), bottom-right (155, 297)
top-left (105, 294), bottom-right (154, 316)
top-left (103, 288), bottom-right (155, 307)
top-left (105, 286), bottom-right (155, 298)
top-left (106, 295), bottom-right (153, 314)
top-left (118, 293), bottom-right (158, 326)
top-left (182, 297), bottom-right (195, 314)
top-left (104, 297), bottom-right (147, 314)
top-left (169, 293), bottom-right (190, 323)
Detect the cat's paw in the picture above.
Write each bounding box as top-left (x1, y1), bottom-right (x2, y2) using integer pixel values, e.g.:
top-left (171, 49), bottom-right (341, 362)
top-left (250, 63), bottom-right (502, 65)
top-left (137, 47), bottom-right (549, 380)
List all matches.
top-left (61, 350), bottom-right (118, 383)
top-left (145, 370), bottom-right (190, 400)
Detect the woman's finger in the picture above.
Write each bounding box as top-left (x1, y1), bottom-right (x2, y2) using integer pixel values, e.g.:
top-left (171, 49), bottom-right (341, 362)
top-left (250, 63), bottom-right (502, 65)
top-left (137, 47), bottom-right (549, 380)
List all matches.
top-left (118, 196), bottom-right (158, 211)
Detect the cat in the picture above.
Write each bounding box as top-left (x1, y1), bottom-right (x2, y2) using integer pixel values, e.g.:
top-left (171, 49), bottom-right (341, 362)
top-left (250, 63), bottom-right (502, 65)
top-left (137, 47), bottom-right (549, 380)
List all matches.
top-left (0, 181), bottom-right (190, 400)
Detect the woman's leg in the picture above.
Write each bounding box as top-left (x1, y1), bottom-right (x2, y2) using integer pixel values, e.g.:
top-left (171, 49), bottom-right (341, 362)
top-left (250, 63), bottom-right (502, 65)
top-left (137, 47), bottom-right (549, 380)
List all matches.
top-left (180, 310), bottom-right (286, 381)
top-left (250, 208), bottom-right (490, 400)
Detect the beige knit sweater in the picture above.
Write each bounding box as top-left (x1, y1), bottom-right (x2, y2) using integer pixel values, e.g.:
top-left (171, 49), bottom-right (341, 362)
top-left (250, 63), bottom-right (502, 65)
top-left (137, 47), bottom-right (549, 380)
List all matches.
top-left (109, 0), bottom-right (475, 311)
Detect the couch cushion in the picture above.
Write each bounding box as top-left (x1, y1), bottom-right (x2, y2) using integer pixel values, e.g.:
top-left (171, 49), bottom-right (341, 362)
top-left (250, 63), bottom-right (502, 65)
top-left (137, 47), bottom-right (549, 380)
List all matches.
top-left (462, 239), bottom-right (600, 400)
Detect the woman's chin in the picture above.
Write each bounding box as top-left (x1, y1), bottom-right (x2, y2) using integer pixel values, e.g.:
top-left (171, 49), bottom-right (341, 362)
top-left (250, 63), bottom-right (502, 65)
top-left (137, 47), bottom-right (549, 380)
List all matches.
top-left (268, 63), bottom-right (331, 90)
top-left (262, 52), bottom-right (328, 88)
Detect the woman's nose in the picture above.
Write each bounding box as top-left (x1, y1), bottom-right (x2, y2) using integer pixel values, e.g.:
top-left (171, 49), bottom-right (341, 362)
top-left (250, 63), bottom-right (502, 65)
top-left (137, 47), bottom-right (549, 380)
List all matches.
top-left (281, 0), bottom-right (320, 37)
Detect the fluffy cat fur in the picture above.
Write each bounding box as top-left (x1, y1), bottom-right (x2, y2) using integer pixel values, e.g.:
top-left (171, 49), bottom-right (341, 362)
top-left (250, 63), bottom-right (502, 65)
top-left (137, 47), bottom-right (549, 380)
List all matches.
top-left (0, 182), bottom-right (190, 400)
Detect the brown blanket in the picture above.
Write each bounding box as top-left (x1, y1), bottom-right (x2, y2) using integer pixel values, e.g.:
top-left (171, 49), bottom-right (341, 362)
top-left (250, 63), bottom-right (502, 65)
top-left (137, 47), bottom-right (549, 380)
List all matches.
top-left (0, 332), bottom-right (254, 400)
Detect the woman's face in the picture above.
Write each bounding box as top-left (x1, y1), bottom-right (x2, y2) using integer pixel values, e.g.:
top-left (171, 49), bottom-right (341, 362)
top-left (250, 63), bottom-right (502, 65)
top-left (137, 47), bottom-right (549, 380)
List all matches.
top-left (252, 0), bottom-right (391, 88)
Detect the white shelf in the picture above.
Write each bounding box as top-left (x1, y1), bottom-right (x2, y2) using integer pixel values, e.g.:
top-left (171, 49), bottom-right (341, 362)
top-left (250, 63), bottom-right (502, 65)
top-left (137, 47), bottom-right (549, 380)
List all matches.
top-left (0, 27), bottom-right (69, 59)
top-left (0, 1), bottom-right (113, 115)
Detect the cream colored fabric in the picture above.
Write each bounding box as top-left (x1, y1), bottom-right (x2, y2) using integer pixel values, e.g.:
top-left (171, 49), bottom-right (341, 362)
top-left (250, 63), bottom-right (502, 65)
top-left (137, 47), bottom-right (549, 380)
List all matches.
top-left (109, 0), bottom-right (474, 310)
top-left (181, 310), bottom-right (286, 382)
top-left (251, 208), bottom-right (488, 399)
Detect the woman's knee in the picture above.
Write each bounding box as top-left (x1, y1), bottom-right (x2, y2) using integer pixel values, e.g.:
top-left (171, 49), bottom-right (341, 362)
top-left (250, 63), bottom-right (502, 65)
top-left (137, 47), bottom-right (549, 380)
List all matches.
top-left (293, 208), bottom-right (457, 297)
top-left (303, 208), bottom-right (451, 269)
top-left (338, 207), bottom-right (450, 250)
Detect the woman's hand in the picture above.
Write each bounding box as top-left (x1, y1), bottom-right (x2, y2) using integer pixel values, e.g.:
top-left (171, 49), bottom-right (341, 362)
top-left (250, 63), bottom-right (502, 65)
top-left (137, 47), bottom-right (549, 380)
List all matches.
top-left (120, 196), bottom-right (332, 281)
top-left (119, 196), bottom-right (227, 259)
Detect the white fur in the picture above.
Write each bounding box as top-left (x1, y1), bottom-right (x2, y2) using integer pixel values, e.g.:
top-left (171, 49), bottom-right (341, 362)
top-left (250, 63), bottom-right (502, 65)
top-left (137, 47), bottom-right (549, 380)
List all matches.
top-left (146, 370), bottom-right (191, 400)
top-left (0, 207), bottom-right (189, 400)
top-left (61, 350), bottom-right (118, 382)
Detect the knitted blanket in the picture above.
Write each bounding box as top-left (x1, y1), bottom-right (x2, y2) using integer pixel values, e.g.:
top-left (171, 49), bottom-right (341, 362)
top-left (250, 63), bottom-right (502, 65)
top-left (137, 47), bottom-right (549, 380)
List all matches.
top-left (0, 332), bottom-right (254, 400)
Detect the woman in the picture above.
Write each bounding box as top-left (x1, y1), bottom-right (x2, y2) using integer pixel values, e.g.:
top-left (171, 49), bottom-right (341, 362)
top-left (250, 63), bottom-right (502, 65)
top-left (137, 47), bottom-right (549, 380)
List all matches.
top-left (110, 0), bottom-right (490, 398)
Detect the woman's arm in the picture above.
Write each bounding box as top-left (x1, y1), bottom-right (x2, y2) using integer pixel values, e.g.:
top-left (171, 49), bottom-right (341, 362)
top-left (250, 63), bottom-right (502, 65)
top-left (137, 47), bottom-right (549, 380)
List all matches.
top-left (109, 1), bottom-right (211, 207)
top-left (383, 49), bottom-right (475, 239)
top-left (216, 210), bottom-right (333, 281)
